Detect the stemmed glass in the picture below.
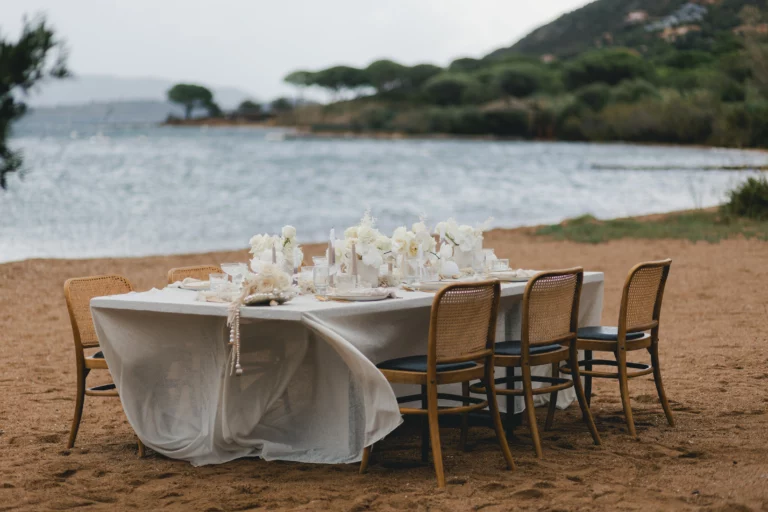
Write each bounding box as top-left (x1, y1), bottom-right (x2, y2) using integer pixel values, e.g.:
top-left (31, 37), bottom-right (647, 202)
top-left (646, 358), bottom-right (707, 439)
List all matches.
top-left (221, 262), bottom-right (248, 287)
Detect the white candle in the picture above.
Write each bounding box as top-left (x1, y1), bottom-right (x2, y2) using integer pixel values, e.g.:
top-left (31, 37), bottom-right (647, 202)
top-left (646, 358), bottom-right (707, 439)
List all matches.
top-left (351, 243), bottom-right (358, 276)
top-left (272, 244), bottom-right (277, 264)
top-left (293, 246), bottom-right (300, 272)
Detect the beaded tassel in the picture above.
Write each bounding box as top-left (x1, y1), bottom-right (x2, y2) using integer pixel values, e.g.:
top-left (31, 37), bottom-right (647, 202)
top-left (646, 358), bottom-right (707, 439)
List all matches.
top-left (228, 304), bottom-right (242, 376)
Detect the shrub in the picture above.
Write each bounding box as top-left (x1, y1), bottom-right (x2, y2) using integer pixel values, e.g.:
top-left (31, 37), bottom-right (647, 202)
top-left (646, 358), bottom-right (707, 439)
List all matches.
top-left (494, 63), bottom-right (548, 98)
top-left (563, 48), bottom-right (652, 90)
top-left (610, 79), bottom-right (660, 104)
top-left (575, 83), bottom-right (612, 111)
top-left (423, 74), bottom-right (478, 106)
top-left (723, 176), bottom-right (768, 221)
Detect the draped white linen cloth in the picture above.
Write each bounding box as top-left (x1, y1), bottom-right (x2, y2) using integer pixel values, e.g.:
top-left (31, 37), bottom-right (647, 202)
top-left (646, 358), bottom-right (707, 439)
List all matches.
top-left (91, 273), bottom-right (603, 466)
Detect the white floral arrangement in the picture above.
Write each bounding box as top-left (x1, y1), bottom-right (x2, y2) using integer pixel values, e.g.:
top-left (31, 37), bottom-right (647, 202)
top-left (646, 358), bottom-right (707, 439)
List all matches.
top-left (434, 217), bottom-right (493, 254)
top-left (391, 219), bottom-right (439, 263)
top-left (249, 225), bottom-right (303, 273)
top-left (338, 210), bottom-right (392, 269)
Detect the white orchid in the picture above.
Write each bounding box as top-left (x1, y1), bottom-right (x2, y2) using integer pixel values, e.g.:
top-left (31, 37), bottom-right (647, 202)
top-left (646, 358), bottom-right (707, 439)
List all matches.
top-left (435, 217), bottom-right (493, 254)
top-left (340, 209), bottom-right (391, 271)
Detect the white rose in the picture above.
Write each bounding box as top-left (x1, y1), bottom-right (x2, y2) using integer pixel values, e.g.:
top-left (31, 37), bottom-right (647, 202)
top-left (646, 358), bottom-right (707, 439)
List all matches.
top-left (376, 234), bottom-right (392, 252)
top-left (412, 222), bottom-right (427, 234)
top-left (282, 225), bottom-right (296, 239)
top-left (344, 226), bottom-right (358, 239)
top-left (357, 225), bottom-right (377, 244)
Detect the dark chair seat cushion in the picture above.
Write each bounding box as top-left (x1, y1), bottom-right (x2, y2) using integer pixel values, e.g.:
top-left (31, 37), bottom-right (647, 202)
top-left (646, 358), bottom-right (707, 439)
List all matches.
top-left (377, 355), bottom-right (477, 373)
top-left (495, 341), bottom-right (564, 356)
top-left (577, 326), bottom-right (645, 341)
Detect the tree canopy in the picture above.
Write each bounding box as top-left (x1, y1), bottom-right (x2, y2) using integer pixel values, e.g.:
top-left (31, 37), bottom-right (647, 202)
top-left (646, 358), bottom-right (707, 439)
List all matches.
top-left (167, 83), bottom-right (220, 119)
top-left (1, 16), bottom-right (69, 189)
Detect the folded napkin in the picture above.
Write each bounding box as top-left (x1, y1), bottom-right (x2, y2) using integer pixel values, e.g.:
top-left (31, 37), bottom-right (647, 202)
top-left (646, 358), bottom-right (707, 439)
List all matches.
top-left (489, 268), bottom-right (539, 279)
top-left (328, 287), bottom-right (398, 298)
top-left (168, 277), bottom-right (210, 290)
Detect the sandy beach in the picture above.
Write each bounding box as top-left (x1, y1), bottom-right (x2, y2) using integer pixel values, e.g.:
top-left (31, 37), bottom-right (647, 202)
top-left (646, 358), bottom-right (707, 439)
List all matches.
top-left (1, 228), bottom-right (767, 511)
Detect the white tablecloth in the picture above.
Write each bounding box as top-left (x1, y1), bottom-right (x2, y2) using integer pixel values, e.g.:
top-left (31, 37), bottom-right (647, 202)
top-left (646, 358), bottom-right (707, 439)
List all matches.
top-left (91, 273), bottom-right (603, 466)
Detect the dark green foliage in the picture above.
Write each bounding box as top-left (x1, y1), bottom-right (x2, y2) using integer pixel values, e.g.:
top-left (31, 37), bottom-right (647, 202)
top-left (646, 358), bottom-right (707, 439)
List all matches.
top-left (575, 83), bottom-right (612, 111)
top-left (283, 70), bottom-right (313, 87)
top-left (406, 64), bottom-right (443, 89)
top-left (535, 210), bottom-right (768, 244)
top-left (1, 16), bottom-right (69, 189)
top-left (449, 57), bottom-right (484, 73)
top-left (366, 60), bottom-right (407, 93)
top-left (281, 1), bottom-right (768, 149)
top-left (658, 50), bottom-right (714, 69)
top-left (564, 49), bottom-right (652, 89)
top-left (723, 175), bottom-right (768, 220)
top-left (422, 74), bottom-right (477, 106)
top-left (167, 83), bottom-right (219, 119)
top-left (237, 100), bottom-right (262, 115)
top-left (610, 79), bottom-right (660, 103)
top-left (270, 97), bottom-right (293, 113)
top-left (494, 63), bottom-right (547, 98)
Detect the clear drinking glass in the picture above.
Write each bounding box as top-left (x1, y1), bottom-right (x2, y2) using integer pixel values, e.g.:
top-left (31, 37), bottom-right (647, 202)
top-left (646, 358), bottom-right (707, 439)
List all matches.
top-left (313, 265), bottom-right (329, 296)
top-left (471, 250), bottom-right (485, 280)
top-left (421, 265), bottom-right (440, 283)
top-left (298, 266), bottom-right (315, 294)
top-left (483, 249), bottom-right (497, 271)
top-left (403, 257), bottom-right (421, 285)
top-left (335, 274), bottom-right (356, 292)
top-left (209, 273), bottom-right (228, 292)
top-left (491, 258), bottom-right (510, 272)
top-left (221, 262), bottom-right (248, 286)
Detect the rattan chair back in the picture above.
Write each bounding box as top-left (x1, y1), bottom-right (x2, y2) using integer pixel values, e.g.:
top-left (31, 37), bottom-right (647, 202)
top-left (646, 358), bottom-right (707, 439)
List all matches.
top-left (167, 265), bottom-right (223, 284)
top-left (522, 268), bottom-right (583, 349)
top-left (64, 275), bottom-right (133, 350)
top-left (620, 259), bottom-right (672, 334)
top-left (430, 280), bottom-right (500, 364)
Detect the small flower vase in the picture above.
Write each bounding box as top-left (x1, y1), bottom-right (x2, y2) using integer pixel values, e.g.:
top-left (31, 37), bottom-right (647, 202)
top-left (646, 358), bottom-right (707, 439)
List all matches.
top-left (452, 248), bottom-right (473, 270)
top-left (357, 263), bottom-right (379, 288)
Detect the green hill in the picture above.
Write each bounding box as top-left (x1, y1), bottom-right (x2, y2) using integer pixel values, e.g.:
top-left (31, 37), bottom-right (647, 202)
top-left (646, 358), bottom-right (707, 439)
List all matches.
top-left (487, 0), bottom-right (764, 59)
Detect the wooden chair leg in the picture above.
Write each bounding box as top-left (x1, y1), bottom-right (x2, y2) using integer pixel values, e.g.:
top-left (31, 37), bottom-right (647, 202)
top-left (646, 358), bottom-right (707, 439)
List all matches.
top-left (545, 362), bottom-right (559, 431)
top-left (650, 343), bottom-right (675, 427)
top-left (484, 366), bottom-right (515, 470)
top-left (426, 381), bottom-right (445, 488)
top-left (616, 349), bottom-right (637, 437)
top-left (584, 349), bottom-right (593, 406)
top-left (505, 367), bottom-right (516, 438)
top-left (359, 445), bottom-right (372, 474)
top-left (570, 345), bottom-right (601, 445)
top-left (420, 385), bottom-right (429, 463)
top-left (521, 365), bottom-right (543, 458)
top-left (137, 439), bottom-right (146, 458)
top-left (459, 382), bottom-right (469, 451)
top-left (67, 367), bottom-right (88, 449)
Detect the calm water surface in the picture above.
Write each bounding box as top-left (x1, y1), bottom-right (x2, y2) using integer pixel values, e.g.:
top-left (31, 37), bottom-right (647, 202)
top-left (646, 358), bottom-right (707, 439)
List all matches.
top-left (1, 124), bottom-right (765, 263)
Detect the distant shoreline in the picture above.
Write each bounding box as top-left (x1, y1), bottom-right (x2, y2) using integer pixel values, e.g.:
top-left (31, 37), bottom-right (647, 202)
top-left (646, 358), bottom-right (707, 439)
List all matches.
top-left (159, 118), bottom-right (768, 156)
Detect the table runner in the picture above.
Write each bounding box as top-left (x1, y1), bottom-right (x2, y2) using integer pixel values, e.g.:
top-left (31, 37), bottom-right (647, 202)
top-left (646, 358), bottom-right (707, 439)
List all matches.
top-left (91, 273), bottom-right (603, 465)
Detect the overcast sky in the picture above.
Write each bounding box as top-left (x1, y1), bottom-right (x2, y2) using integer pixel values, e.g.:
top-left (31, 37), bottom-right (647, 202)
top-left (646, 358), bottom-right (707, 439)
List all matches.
top-left (4, 0), bottom-right (590, 102)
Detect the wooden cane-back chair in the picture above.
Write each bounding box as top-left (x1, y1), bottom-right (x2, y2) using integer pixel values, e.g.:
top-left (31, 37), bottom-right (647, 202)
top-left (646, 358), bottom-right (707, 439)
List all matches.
top-left (565, 259), bottom-right (673, 437)
top-left (63, 275), bottom-right (145, 456)
top-left (167, 265), bottom-right (223, 284)
top-left (471, 268), bottom-right (600, 458)
top-left (360, 280), bottom-right (514, 488)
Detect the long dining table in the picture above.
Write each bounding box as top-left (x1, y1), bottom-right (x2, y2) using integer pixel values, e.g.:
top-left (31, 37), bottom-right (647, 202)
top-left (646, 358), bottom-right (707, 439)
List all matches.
top-left (90, 272), bottom-right (604, 466)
